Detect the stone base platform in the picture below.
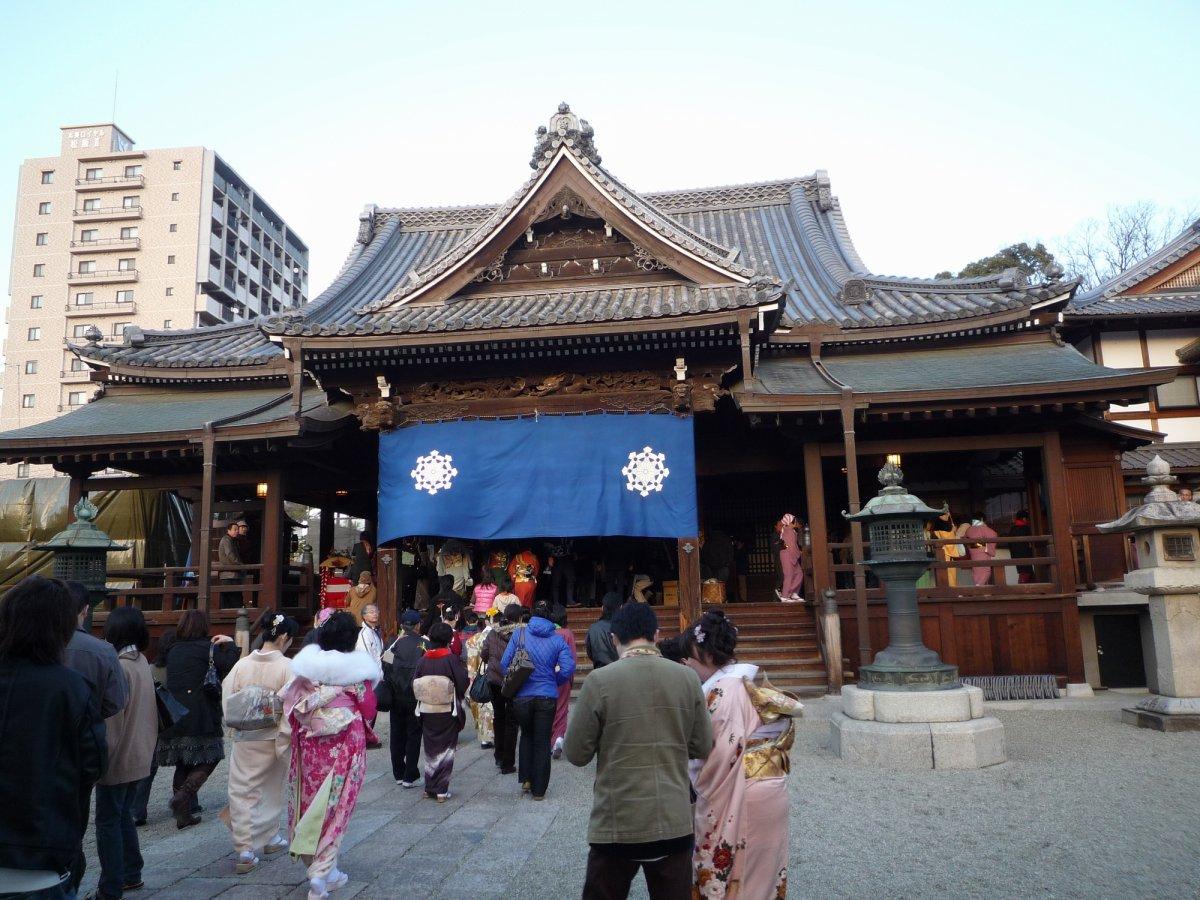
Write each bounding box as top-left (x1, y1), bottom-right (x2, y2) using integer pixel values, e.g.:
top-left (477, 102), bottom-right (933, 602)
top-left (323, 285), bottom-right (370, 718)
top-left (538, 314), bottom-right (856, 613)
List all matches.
top-left (830, 685), bottom-right (1007, 769)
top-left (1121, 708), bottom-right (1200, 731)
top-left (1122, 694), bottom-right (1200, 731)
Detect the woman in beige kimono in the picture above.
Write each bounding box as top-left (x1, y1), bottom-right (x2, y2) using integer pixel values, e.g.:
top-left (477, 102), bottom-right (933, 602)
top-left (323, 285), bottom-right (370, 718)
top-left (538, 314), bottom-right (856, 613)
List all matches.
top-left (684, 609), bottom-right (803, 898)
top-left (918, 508), bottom-right (962, 588)
top-left (221, 613), bottom-right (299, 875)
top-left (462, 611), bottom-right (494, 748)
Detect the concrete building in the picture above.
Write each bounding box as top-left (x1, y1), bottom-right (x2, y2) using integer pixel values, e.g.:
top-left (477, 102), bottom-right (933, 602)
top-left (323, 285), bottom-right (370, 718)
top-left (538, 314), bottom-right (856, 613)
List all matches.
top-left (2, 123), bottom-right (309, 477)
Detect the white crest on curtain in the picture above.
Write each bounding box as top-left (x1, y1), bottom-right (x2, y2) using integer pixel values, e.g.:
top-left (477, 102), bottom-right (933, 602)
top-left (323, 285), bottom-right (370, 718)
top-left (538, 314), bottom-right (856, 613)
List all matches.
top-left (622, 446), bottom-right (670, 497)
top-left (411, 449), bottom-right (458, 495)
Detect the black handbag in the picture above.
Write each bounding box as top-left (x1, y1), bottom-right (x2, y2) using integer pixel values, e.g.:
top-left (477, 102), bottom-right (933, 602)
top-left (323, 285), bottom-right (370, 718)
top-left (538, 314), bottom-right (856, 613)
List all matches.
top-left (374, 678), bottom-right (395, 713)
top-left (202, 644), bottom-right (222, 700)
top-left (501, 627), bottom-right (534, 699)
top-left (154, 682), bottom-right (188, 733)
top-left (469, 671), bottom-right (493, 705)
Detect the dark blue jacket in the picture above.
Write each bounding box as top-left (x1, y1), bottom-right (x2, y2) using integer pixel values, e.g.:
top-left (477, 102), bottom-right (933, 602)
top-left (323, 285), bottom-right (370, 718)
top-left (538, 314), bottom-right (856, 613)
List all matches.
top-left (500, 617), bottom-right (575, 700)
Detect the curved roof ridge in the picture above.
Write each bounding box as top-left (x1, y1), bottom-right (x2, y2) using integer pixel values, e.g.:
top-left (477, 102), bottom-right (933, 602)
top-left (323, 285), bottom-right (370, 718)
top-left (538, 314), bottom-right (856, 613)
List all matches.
top-left (1075, 218), bottom-right (1200, 303)
top-left (360, 144), bottom-right (760, 314)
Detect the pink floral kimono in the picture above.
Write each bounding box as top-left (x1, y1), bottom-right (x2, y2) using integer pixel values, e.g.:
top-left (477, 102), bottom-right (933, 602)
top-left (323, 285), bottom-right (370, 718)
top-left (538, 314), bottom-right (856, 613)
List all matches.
top-left (691, 663), bottom-right (803, 899)
top-left (280, 644), bottom-right (380, 898)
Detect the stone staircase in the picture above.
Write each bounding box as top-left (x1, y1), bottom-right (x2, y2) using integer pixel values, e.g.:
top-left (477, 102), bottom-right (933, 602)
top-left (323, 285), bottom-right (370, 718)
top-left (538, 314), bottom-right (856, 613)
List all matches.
top-left (565, 601), bottom-right (827, 697)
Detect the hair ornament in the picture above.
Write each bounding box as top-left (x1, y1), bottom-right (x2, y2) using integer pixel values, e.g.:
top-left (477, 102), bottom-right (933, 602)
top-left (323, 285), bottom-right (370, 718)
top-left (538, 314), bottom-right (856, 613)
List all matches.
top-left (693, 624), bottom-right (706, 644)
top-left (272, 614), bottom-right (284, 627)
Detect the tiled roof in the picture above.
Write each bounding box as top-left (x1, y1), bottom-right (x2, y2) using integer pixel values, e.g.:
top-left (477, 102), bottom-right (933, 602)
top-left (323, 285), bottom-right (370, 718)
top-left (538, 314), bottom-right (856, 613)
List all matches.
top-left (1071, 219), bottom-right (1200, 304)
top-left (0, 387), bottom-right (324, 443)
top-left (271, 283), bottom-right (768, 338)
top-left (80, 113), bottom-right (1077, 373)
top-left (749, 341), bottom-right (1160, 399)
top-left (1065, 292), bottom-right (1200, 318)
top-left (1122, 442), bottom-right (1200, 471)
top-left (80, 321), bottom-right (284, 369)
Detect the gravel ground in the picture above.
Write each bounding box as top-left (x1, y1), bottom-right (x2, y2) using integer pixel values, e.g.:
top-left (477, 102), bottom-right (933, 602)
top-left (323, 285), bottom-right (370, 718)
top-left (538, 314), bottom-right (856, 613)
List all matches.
top-left (78, 691), bottom-right (1200, 899)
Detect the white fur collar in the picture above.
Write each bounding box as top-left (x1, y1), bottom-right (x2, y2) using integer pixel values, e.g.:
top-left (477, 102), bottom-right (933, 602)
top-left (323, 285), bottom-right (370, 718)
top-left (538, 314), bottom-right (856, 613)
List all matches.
top-left (290, 644), bottom-right (381, 686)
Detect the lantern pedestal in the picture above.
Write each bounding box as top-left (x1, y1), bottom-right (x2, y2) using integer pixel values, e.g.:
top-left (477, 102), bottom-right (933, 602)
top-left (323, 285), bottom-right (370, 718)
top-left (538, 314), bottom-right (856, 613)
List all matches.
top-left (1097, 455), bottom-right (1200, 733)
top-left (830, 684), bottom-right (1006, 769)
top-left (830, 460), bottom-right (1006, 768)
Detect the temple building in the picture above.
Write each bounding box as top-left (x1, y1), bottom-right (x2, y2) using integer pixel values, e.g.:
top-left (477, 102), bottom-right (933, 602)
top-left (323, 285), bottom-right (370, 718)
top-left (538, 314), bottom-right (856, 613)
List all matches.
top-left (0, 104), bottom-right (1175, 694)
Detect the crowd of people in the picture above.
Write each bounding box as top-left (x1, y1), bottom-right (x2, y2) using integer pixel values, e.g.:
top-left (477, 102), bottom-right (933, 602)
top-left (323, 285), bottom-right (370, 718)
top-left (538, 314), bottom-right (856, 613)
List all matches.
top-left (0, 557), bottom-right (802, 900)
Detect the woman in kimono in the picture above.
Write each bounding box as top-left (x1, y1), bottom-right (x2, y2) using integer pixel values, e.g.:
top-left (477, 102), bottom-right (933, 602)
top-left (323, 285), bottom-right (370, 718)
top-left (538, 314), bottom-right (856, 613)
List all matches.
top-left (221, 613), bottom-right (298, 874)
top-left (549, 603), bottom-right (576, 759)
top-left (507, 549), bottom-right (540, 608)
top-left (462, 611), bottom-right (494, 749)
top-left (280, 611), bottom-right (380, 900)
top-left (918, 508), bottom-right (962, 588)
top-left (959, 512), bottom-right (999, 586)
top-left (413, 622), bottom-right (468, 802)
top-left (684, 609), bottom-right (802, 899)
top-left (776, 514), bottom-right (803, 602)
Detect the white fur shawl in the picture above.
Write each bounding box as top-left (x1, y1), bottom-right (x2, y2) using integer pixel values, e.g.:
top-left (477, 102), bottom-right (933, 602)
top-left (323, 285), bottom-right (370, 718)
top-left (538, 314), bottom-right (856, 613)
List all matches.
top-left (289, 644), bottom-right (382, 687)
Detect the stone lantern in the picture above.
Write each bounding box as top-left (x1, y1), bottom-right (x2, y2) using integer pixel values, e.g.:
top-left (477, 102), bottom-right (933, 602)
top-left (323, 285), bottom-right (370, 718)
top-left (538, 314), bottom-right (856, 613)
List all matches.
top-left (844, 460), bottom-right (958, 690)
top-left (1098, 454), bottom-right (1200, 731)
top-left (829, 459), bottom-right (1006, 769)
top-left (36, 496), bottom-right (128, 619)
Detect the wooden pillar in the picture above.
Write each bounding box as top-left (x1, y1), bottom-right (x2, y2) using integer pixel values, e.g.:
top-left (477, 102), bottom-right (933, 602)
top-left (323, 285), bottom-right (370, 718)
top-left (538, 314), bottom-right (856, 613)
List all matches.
top-left (318, 500), bottom-right (335, 563)
top-left (841, 393), bottom-right (871, 668)
top-left (67, 471), bottom-right (88, 512)
top-left (1042, 429), bottom-right (1086, 683)
top-left (197, 430), bottom-right (217, 610)
top-left (376, 547), bottom-right (397, 639)
top-left (677, 537), bottom-right (702, 629)
top-left (260, 469), bottom-right (284, 612)
top-left (802, 442), bottom-right (830, 599)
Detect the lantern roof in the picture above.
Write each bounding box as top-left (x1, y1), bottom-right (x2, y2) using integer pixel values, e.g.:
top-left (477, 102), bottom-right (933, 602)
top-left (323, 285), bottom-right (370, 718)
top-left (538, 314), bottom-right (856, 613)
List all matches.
top-left (844, 461), bottom-right (945, 523)
top-left (35, 497), bottom-right (129, 553)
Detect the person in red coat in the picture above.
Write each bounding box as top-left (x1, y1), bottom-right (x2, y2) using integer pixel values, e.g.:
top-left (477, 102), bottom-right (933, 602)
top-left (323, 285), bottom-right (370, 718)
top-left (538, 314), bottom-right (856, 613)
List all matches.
top-left (507, 550), bottom-right (540, 608)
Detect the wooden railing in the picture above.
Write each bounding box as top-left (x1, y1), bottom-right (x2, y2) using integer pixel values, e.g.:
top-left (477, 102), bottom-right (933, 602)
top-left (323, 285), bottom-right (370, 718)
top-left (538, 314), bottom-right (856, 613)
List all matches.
top-left (826, 535), bottom-right (1059, 602)
top-left (98, 563), bottom-right (316, 627)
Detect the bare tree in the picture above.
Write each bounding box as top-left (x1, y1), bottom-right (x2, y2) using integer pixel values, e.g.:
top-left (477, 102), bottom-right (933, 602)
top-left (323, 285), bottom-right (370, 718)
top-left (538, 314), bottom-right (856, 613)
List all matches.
top-left (1056, 201), bottom-right (1199, 291)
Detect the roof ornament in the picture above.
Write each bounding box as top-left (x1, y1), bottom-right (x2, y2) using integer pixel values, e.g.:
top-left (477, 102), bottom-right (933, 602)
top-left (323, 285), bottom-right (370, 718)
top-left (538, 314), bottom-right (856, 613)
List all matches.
top-left (357, 204), bottom-right (377, 245)
top-left (82, 325), bottom-right (103, 345)
top-left (840, 278), bottom-right (869, 305)
top-left (530, 102), bottom-right (601, 170)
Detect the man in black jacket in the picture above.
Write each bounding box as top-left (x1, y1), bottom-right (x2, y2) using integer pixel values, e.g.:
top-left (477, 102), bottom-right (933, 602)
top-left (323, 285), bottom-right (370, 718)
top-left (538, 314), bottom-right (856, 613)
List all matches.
top-left (387, 609), bottom-right (427, 788)
top-left (0, 576), bottom-right (106, 894)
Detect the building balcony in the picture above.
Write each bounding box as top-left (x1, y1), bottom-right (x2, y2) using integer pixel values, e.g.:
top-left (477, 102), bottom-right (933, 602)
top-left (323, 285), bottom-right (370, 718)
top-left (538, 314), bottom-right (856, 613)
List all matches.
top-left (70, 237), bottom-right (140, 254)
top-left (65, 300), bottom-right (137, 317)
top-left (73, 206), bottom-right (143, 222)
top-left (75, 174), bottom-right (145, 191)
top-left (60, 368), bottom-right (94, 382)
top-left (67, 269), bottom-right (138, 285)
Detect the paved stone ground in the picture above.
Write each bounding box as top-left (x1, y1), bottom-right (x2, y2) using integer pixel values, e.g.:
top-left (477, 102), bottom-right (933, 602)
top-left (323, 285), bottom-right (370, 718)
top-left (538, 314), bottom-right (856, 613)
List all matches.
top-left (78, 691), bottom-right (1200, 899)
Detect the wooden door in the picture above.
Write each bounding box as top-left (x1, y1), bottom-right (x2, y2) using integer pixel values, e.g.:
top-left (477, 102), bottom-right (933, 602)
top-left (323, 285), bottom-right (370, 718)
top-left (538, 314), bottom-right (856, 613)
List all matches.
top-left (1094, 613), bottom-right (1147, 688)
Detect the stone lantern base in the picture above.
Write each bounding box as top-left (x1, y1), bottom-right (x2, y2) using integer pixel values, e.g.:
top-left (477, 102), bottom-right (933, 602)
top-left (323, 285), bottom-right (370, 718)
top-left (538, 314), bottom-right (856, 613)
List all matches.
top-left (829, 685), bottom-right (1007, 769)
top-left (1121, 696), bottom-right (1200, 732)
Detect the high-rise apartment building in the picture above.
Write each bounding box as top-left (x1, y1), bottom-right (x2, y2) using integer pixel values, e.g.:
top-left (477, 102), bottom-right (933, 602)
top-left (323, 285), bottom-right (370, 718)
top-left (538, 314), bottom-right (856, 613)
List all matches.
top-left (3, 123), bottom-right (309, 477)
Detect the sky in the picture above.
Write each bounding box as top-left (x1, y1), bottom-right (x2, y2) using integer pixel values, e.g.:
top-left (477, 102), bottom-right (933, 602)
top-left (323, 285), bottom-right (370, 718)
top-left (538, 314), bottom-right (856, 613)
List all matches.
top-left (0, 0), bottom-right (1197, 330)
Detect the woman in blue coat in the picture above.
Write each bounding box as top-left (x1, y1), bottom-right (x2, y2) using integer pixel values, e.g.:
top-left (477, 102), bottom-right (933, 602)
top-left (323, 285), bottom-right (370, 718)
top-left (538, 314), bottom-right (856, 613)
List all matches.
top-left (500, 601), bottom-right (575, 800)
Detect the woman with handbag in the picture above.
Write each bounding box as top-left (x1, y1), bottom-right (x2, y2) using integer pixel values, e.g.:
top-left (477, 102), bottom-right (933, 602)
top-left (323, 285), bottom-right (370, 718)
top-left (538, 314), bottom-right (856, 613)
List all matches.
top-left (462, 610), bottom-right (495, 749)
top-left (157, 609), bottom-right (240, 829)
top-left (413, 622), bottom-right (469, 802)
top-left (499, 600), bottom-right (576, 800)
top-left (221, 613), bottom-right (299, 875)
top-left (281, 611), bottom-right (381, 900)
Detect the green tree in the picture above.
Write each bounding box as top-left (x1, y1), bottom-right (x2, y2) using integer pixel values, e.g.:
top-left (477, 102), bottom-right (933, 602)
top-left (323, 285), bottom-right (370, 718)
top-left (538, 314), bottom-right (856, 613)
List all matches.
top-left (935, 242), bottom-right (1060, 280)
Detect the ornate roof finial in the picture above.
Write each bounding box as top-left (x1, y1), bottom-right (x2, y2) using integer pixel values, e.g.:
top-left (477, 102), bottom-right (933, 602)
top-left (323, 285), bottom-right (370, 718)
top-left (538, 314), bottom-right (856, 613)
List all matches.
top-left (1142, 453), bottom-right (1179, 503)
top-left (73, 495), bottom-right (99, 523)
top-left (530, 102), bottom-right (601, 170)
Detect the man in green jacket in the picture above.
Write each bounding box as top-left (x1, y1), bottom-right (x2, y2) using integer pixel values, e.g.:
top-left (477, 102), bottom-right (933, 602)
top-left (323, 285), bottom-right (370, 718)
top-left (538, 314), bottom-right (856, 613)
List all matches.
top-left (565, 602), bottom-right (713, 899)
